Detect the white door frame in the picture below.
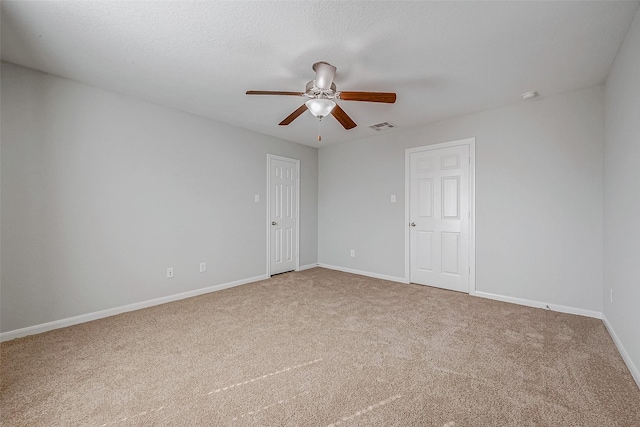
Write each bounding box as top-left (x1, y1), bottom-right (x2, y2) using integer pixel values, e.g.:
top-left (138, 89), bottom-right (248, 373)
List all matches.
top-left (404, 138), bottom-right (476, 294)
top-left (266, 154), bottom-right (300, 276)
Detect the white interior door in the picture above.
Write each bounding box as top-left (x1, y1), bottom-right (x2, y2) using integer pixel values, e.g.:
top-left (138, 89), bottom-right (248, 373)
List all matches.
top-left (409, 145), bottom-right (470, 292)
top-left (268, 155), bottom-right (299, 275)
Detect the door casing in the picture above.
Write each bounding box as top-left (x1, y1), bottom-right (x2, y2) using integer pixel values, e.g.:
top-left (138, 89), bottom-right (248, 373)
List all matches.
top-left (266, 154), bottom-right (300, 276)
top-left (405, 138), bottom-right (476, 294)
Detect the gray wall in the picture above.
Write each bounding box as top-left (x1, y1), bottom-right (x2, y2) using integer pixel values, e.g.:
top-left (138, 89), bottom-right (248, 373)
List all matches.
top-left (0, 62), bottom-right (318, 332)
top-left (603, 8), bottom-right (640, 380)
top-left (319, 85), bottom-right (604, 313)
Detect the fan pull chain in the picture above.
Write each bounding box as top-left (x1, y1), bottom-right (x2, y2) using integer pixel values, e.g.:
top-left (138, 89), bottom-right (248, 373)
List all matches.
top-left (317, 118), bottom-right (322, 142)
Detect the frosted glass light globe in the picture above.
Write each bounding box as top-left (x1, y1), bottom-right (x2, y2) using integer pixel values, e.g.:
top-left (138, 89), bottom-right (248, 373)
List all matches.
top-left (305, 99), bottom-right (336, 118)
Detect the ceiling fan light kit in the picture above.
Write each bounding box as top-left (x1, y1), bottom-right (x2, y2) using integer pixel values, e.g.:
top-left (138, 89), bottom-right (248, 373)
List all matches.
top-left (246, 61), bottom-right (397, 138)
top-left (305, 98), bottom-right (336, 118)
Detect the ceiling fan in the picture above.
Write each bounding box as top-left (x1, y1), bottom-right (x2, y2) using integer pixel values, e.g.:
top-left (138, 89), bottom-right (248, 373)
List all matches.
top-left (246, 62), bottom-right (396, 133)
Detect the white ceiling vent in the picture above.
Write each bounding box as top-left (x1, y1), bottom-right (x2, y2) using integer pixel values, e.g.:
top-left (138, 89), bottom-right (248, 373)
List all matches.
top-left (368, 122), bottom-right (397, 131)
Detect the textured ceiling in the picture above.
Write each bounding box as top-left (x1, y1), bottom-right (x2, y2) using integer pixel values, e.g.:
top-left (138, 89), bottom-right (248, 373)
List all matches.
top-left (1, 1), bottom-right (638, 147)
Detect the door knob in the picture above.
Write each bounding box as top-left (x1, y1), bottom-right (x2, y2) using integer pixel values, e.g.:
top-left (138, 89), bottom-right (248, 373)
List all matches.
top-left (272, 221), bottom-right (277, 226)
top-left (410, 222), bottom-right (416, 227)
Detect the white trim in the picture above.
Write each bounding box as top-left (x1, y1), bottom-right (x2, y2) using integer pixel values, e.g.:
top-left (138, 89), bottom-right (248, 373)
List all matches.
top-left (298, 263), bottom-right (318, 271)
top-left (318, 263), bottom-right (408, 284)
top-left (0, 274), bottom-right (268, 342)
top-left (602, 315), bottom-right (640, 389)
top-left (316, 263), bottom-right (602, 320)
top-left (404, 138), bottom-right (476, 293)
top-left (474, 291), bottom-right (602, 319)
top-left (468, 141), bottom-right (476, 295)
top-left (266, 154), bottom-right (301, 276)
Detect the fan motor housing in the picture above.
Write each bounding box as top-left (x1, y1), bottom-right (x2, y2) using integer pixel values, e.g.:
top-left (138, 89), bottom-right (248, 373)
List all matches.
top-left (305, 80), bottom-right (337, 98)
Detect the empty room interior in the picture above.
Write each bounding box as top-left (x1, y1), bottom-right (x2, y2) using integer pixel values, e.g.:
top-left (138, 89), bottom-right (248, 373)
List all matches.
top-left (1, 1), bottom-right (639, 426)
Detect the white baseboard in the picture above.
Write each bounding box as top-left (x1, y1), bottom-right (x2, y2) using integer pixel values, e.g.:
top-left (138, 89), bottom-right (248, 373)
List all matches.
top-left (317, 263), bottom-right (408, 284)
top-left (5, 267), bottom-right (636, 392)
top-left (315, 266), bottom-right (601, 319)
top-left (602, 315), bottom-right (640, 390)
top-left (0, 274), bottom-right (269, 342)
top-left (474, 291), bottom-right (602, 319)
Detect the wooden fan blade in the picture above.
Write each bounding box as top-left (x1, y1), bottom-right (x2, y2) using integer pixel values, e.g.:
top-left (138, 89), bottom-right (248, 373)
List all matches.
top-left (246, 90), bottom-right (305, 96)
top-left (279, 104), bottom-right (308, 126)
top-left (331, 104), bottom-right (357, 130)
top-left (338, 91), bottom-right (396, 103)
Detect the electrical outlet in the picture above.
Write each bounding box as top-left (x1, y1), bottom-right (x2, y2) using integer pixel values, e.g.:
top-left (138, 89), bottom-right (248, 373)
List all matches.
top-left (254, 194), bottom-right (260, 203)
top-left (390, 194), bottom-right (396, 203)
top-left (200, 262), bottom-right (207, 273)
top-left (350, 249), bottom-right (355, 257)
top-left (167, 267), bottom-right (174, 278)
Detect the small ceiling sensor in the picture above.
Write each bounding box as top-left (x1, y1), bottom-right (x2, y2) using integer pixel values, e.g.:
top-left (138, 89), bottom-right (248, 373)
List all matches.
top-left (522, 91), bottom-right (539, 100)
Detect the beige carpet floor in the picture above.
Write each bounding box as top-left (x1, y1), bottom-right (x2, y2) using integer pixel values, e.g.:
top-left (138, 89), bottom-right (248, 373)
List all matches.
top-left (1, 267), bottom-right (639, 426)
